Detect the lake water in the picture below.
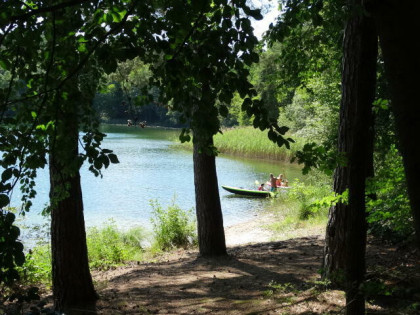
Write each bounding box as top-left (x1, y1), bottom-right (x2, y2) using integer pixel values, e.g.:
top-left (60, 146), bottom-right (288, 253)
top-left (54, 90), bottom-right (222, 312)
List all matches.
top-left (13, 125), bottom-right (303, 233)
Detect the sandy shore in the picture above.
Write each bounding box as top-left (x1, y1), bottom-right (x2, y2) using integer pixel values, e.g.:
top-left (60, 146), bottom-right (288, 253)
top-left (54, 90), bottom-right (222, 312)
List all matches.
top-left (224, 211), bottom-right (326, 247)
top-left (224, 212), bottom-right (275, 246)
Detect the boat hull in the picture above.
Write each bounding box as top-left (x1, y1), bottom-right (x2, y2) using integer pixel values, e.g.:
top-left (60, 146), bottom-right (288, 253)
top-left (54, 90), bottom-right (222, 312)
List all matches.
top-left (221, 185), bottom-right (274, 198)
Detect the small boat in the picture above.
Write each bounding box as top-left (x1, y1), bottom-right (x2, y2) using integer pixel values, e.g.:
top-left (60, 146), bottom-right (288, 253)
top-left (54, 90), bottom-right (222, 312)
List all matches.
top-left (221, 185), bottom-right (275, 198)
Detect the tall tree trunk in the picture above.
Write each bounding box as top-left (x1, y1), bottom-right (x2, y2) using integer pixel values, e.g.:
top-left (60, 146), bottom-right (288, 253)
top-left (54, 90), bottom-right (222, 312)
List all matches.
top-left (370, 0), bottom-right (420, 246)
top-left (324, 2), bottom-right (377, 314)
top-left (193, 136), bottom-right (227, 257)
top-left (49, 111), bottom-right (97, 312)
top-left (345, 7), bottom-right (377, 313)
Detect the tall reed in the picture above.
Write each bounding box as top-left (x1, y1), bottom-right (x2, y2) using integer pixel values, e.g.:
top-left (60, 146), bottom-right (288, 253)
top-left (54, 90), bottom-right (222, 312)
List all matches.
top-left (176, 126), bottom-right (304, 161)
top-left (214, 127), bottom-right (304, 161)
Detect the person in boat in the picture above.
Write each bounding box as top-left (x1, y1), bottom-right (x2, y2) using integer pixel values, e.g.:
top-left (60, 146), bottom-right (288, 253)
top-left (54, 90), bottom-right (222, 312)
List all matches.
top-left (281, 179), bottom-right (289, 187)
top-left (269, 173), bottom-right (277, 192)
top-left (258, 183), bottom-right (266, 191)
top-left (127, 119), bottom-right (133, 127)
top-left (276, 174), bottom-right (284, 187)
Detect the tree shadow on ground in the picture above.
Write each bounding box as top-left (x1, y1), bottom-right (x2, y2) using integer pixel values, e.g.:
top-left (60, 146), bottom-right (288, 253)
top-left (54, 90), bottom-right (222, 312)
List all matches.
top-left (95, 236), bottom-right (327, 314)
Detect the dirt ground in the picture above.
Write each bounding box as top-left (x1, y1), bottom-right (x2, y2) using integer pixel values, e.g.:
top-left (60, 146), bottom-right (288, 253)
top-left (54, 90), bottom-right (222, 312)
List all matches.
top-left (4, 214), bottom-right (420, 315)
top-left (89, 218), bottom-right (420, 315)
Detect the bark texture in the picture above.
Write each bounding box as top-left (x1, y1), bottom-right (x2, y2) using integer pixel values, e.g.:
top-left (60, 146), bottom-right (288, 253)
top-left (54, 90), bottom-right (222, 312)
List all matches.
top-left (370, 0), bottom-right (420, 246)
top-left (324, 2), bottom-right (377, 314)
top-left (49, 113), bottom-right (97, 312)
top-left (323, 171), bottom-right (348, 283)
top-left (344, 6), bottom-right (377, 313)
top-left (193, 138), bottom-right (227, 257)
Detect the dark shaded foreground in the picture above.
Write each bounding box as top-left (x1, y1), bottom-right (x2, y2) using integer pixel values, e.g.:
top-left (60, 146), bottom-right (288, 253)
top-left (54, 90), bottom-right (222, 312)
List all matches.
top-left (92, 235), bottom-right (419, 314)
top-left (4, 235), bottom-right (419, 314)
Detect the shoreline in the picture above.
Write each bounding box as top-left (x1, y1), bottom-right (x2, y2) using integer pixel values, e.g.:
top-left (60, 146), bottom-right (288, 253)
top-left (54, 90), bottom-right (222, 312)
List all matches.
top-left (224, 212), bottom-right (275, 246)
top-left (224, 210), bottom-right (325, 247)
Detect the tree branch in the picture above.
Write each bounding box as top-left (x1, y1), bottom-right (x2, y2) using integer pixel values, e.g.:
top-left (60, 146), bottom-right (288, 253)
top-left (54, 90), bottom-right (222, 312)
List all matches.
top-left (1, 0), bottom-right (88, 28)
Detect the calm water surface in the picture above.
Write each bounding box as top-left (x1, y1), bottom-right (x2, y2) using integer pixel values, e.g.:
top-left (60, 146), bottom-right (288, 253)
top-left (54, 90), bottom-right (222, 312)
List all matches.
top-left (15, 125), bottom-right (304, 232)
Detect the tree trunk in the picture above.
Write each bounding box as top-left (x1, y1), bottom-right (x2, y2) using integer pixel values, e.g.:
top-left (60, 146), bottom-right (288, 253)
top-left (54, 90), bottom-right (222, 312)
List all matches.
top-left (323, 170), bottom-right (348, 285)
top-left (193, 137), bottom-right (227, 257)
top-left (49, 112), bottom-right (97, 312)
top-left (345, 7), bottom-right (377, 313)
top-left (370, 0), bottom-right (420, 246)
top-left (324, 2), bottom-right (377, 314)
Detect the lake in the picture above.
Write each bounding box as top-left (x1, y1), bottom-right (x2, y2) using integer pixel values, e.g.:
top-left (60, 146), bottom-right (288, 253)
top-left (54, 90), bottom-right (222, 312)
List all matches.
top-left (13, 125), bottom-right (303, 233)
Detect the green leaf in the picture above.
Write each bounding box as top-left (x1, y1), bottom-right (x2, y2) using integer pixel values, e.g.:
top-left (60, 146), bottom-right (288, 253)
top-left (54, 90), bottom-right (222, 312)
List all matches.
top-left (219, 105), bottom-right (228, 117)
top-left (277, 126), bottom-right (289, 134)
top-left (78, 43), bottom-right (87, 52)
top-left (105, 13), bottom-right (113, 24)
top-left (94, 158), bottom-right (102, 170)
top-left (103, 155), bottom-right (110, 168)
top-left (2, 168), bottom-right (13, 182)
top-left (108, 154), bottom-right (119, 164)
top-left (112, 12), bottom-right (122, 23)
top-left (268, 129), bottom-right (276, 141)
top-left (0, 194), bottom-right (10, 208)
top-left (222, 19), bottom-right (232, 29)
top-left (0, 59), bottom-right (7, 70)
top-left (276, 137), bottom-right (285, 147)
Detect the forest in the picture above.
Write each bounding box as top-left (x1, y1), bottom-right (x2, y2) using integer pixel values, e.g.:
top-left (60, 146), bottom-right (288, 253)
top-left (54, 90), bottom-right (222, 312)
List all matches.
top-left (1, 0), bottom-right (420, 314)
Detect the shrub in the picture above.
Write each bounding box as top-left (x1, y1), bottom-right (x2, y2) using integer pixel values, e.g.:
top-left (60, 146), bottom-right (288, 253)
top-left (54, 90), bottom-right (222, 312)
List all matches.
top-left (86, 220), bottom-right (147, 269)
top-left (287, 179), bottom-right (332, 220)
top-left (17, 220), bottom-right (147, 284)
top-left (268, 174), bottom-right (333, 235)
top-left (0, 211), bottom-right (25, 286)
top-left (367, 147), bottom-right (413, 241)
top-left (19, 245), bottom-right (51, 286)
top-left (150, 198), bottom-right (197, 251)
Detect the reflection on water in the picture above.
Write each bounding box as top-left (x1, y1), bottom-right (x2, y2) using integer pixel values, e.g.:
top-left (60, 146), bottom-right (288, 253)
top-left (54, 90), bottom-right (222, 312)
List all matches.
top-left (13, 125), bottom-right (304, 234)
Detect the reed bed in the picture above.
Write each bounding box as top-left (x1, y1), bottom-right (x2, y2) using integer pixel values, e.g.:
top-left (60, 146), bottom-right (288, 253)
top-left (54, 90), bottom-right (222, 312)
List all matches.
top-left (214, 127), bottom-right (303, 161)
